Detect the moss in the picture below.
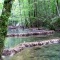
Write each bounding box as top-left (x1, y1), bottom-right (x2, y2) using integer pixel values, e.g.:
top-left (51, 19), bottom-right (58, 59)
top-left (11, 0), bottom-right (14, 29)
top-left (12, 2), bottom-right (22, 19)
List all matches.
top-left (0, 0), bottom-right (14, 59)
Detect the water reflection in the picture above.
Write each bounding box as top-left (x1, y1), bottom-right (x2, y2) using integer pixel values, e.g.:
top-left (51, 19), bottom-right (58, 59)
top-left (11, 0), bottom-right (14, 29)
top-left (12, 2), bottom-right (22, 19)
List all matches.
top-left (4, 32), bottom-right (60, 60)
top-left (5, 32), bottom-right (60, 49)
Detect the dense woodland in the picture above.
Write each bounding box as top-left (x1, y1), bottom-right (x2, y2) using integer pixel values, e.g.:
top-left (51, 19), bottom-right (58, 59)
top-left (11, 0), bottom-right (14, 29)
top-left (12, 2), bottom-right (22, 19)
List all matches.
top-left (0, 0), bottom-right (60, 29)
top-left (8, 0), bottom-right (60, 30)
top-left (0, 0), bottom-right (60, 60)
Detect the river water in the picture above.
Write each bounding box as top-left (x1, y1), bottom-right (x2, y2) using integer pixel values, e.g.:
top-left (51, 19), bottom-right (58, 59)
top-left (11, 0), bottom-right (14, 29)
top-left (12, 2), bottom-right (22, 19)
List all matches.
top-left (4, 32), bottom-right (60, 60)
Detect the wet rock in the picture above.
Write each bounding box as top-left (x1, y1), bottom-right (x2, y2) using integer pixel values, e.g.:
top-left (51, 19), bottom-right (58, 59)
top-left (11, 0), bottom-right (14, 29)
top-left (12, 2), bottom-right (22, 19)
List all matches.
top-left (2, 49), bottom-right (11, 56)
top-left (58, 40), bottom-right (60, 43)
top-left (38, 42), bottom-right (43, 46)
top-left (50, 41), bottom-right (54, 43)
top-left (7, 29), bottom-right (54, 37)
top-left (3, 39), bottom-right (59, 57)
top-left (32, 43), bottom-right (37, 46)
top-left (24, 44), bottom-right (29, 47)
top-left (29, 44), bottom-right (33, 47)
top-left (33, 33), bottom-right (39, 35)
top-left (25, 34), bottom-right (30, 36)
top-left (45, 42), bottom-right (49, 45)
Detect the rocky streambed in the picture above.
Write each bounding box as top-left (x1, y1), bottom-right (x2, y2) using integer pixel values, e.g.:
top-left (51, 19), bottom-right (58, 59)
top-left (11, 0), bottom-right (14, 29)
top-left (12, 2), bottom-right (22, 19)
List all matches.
top-left (7, 29), bottom-right (54, 37)
top-left (2, 38), bottom-right (60, 58)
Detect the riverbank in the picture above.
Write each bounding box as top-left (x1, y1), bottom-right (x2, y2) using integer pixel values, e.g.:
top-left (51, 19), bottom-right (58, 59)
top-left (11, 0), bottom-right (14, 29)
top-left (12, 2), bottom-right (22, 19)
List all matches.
top-left (2, 38), bottom-right (60, 57)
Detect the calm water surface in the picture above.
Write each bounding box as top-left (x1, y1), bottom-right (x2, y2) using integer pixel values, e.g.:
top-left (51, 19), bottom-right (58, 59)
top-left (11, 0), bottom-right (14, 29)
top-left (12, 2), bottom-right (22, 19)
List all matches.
top-left (4, 32), bottom-right (60, 60)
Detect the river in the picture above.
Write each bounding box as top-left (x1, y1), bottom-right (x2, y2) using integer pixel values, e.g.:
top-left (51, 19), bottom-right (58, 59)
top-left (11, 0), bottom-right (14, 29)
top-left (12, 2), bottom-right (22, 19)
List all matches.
top-left (4, 32), bottom-right (60, 60)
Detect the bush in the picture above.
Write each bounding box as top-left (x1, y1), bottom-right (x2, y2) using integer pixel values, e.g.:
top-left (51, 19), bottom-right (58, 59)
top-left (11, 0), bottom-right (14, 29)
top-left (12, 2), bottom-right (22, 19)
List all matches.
top-left (51, 17), bottom-right (60, 30)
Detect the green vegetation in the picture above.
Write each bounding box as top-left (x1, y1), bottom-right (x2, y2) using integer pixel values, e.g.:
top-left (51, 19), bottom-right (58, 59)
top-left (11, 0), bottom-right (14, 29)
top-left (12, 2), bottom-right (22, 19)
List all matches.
top-left (0, 0), bottom-right (60, 29)
top-left (0, 0), bottom-right (14, 59)
top-left (6, 0), bottom-right (60, 29)
top-left (0, 0), bottom-right (60, 60)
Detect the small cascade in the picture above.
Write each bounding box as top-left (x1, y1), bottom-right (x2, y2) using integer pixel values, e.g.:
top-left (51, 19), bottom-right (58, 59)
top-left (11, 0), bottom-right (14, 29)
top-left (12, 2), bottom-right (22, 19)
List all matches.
top-left (3, 39), bottom-right (60, 57)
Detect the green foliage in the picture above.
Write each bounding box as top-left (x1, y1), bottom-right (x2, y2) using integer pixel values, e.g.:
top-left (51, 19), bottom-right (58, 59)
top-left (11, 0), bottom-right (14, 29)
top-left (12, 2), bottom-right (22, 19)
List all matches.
top-left (0, 0), bottom-right (14, 59)
top-left (3, 0), bottom-right (59, 29)
top-left (0, 3), bottom-right (3, 9)
top-left (51, 17), bottom-right (60, 29)
top-left (0, 0), bottom-right (60, 29)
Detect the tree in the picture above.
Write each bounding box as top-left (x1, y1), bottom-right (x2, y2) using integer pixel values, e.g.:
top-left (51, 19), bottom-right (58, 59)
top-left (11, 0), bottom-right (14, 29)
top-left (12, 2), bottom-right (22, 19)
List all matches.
top-left (0, 0), bottom-right (14, 60)
top-left (56, 0), bottom-right (60, 16)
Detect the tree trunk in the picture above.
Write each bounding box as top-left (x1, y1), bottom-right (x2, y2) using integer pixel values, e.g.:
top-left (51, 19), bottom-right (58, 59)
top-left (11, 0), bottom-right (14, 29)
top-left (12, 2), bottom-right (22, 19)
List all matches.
top-left (56, 0), bottom-right (60, 16)
top-left (0, 0), bottom-right (14, 59)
